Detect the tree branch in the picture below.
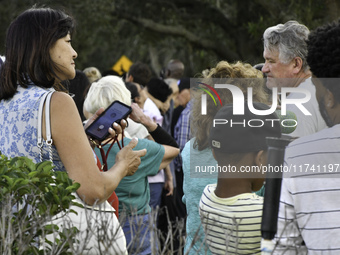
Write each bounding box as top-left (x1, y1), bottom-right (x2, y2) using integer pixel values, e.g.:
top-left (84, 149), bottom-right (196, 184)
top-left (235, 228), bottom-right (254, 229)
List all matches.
top-left (115, 13), bottom-right (239, 61)
top-left (170, 0), bottom-right (237, 34)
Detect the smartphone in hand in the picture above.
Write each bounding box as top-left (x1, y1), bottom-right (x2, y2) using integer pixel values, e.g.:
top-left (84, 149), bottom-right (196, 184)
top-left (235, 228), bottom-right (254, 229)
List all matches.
top-left (85, 101), bottom-right (132, 141)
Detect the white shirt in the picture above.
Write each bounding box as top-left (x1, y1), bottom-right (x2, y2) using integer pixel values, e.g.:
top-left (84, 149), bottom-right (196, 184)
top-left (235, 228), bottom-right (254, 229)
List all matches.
top-left (125, 118), bottom-right (149, 139)
top-left (143, 98), bottom-right (163, 126)
top-left (286, 77), bottom-right (327, 137)
top-left (200, 184), bottom-right (263, 254)
top-left (274, 124), bottom-right (340, 254)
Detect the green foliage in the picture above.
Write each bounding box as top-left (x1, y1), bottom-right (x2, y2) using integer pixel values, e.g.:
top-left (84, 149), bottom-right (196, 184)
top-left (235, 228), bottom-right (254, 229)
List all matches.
top-left (0, 154), bottom-right (81, 254)
top-left (0, 0), bottom-right (337, 76)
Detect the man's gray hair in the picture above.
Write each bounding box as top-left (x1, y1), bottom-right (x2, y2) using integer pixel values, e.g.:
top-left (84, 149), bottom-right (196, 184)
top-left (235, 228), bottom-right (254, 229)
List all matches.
top-left (263, 21), bottom-right (310, 71)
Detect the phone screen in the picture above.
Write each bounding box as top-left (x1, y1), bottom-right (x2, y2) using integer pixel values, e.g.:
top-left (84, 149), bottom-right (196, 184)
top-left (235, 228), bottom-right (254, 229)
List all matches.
top-left (85, 101), bottom-right (132, 141)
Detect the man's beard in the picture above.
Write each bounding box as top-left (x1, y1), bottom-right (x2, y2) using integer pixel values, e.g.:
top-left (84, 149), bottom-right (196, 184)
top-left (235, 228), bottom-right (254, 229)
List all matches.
top-left (319, 97), bottom-right (334, 127)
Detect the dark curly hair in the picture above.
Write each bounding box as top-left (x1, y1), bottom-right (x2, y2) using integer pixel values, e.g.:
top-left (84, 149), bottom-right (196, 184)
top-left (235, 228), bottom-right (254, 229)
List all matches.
top-left (307, 19), bottom-right (340, 102)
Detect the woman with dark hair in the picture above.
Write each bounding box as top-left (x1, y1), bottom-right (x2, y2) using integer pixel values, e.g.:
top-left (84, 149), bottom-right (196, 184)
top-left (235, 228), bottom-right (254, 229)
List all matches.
top-left (0, 6), bottom-right (146, 253)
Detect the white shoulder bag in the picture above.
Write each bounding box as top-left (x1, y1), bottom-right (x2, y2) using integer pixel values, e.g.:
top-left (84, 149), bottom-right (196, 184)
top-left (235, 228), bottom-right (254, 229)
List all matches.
top-left (38, 91), bottom-right (127, 255)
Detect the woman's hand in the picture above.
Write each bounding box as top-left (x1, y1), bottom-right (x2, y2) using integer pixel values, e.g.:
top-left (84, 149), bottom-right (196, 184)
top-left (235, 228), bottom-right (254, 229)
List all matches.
top-left (115, 138), bottom-right (147, 176)
top-left (85, 107), bottom-right (127, 146)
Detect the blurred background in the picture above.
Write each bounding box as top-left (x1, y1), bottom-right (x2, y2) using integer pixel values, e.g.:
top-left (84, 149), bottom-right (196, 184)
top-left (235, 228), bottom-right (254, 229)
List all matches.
top-left (0, 0), bottom-right (338, 77)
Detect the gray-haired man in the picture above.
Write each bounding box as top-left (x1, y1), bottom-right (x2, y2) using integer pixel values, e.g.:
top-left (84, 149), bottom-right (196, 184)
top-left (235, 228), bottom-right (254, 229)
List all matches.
top-left (262, 21), bottom-right (327, 137)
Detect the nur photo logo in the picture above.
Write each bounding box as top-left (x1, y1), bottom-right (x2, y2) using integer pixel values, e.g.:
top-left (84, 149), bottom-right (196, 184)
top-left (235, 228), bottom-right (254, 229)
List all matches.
top-left (197, 82), bottom-right (223, 115)
top-left (195, 78), bottom-right (312, 131)
top-left (200, 84), bottom-right (311, 116)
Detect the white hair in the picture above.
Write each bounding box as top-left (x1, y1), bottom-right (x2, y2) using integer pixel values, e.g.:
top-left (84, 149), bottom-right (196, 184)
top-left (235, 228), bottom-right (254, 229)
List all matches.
top-left (83, 75), bottom-right (131, 114)
top-left (263, 21), bottom-right (310, 71)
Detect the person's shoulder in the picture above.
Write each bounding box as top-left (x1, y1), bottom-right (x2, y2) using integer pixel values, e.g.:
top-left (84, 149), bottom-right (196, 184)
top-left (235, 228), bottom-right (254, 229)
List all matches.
top-left (232, 193), bottom-right (264, 206)
top-left (178, 104), bottom-right (191, 121)
top-left (203, 183), bottom-right (217, 194)
top-left (182, 139), bottom-right (191, 152)
top-left (51, 90), bottom-right (76, 105)
top-left (288, 126), bottom-right (331, 147)
top-left (182, 138), bottom-right (210, 158)
top-left (134, 137), bottom-right (163, 151)
top-left (249, 192), bottom-right (264, 201)
top-left (14, 84), bottom-right (44, 100)
top-left (182, 102), bottom-right (191, 114)
top-left (299, 77), bottom-right (314, 88)
top-left (144, 97), bottom-right (158, 109)
top-left (285, 125), bottom-right (340, 160)
top-left (50, 90), bottom-right (78, 115)
top-left (288, 77), bottom-right (315, 99)
top-left (144, 98), bottom-right (162, 115)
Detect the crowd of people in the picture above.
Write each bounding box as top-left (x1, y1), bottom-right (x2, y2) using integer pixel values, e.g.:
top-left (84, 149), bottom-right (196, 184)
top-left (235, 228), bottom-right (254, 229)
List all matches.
top-left (1, 5), bottom-right (340, 255)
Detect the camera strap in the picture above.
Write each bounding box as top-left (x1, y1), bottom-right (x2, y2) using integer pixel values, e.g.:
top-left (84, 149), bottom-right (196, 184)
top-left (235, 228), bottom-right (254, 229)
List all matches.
top-left (91, 130), bottom-right (125, 172)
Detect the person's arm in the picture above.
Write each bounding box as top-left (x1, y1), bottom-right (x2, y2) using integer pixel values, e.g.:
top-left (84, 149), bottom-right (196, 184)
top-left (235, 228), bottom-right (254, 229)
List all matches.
top-left (159, 145), bottom-right (179, 170)
top-left (49, 92), bottom-right (146, 205)
top-left (129, 103), bottom-right (179, 169)
top-left (129, 103), bottom-right (179, 148)
top-left (163, 165), bottom-right (173, 196)
top-left (149, 125), bottom-right (178, 147)
top-left (146, 92), bottom-right (170, 114)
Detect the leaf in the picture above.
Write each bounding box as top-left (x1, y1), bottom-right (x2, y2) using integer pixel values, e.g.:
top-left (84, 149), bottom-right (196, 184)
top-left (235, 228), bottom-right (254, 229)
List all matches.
top-left (44, 223), bottom-right (59, 232)
top-left (2, 174), bottom-right (13, 184)
top-left (30, 177), bottom-right (40, 183)
top-left (28, 171), bottom-right (38, 178)
top-left (36, 160), bottom-right (53, 172)
top-left (19, 179), bottom-right (30, 186)
top-left (20, 156), bottom-right (37, 171)
top-left (53, 193), bottom-right (61, 204)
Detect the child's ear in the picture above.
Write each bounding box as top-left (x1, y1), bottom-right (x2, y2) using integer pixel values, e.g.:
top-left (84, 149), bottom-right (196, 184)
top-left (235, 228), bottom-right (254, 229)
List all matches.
top-left (254, 150), bottom-right (266, 167)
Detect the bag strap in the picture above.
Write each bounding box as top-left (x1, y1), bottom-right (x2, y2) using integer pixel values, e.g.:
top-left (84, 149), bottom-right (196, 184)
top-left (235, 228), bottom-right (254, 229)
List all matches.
top-left (37, 91), bottom-right (54, 163)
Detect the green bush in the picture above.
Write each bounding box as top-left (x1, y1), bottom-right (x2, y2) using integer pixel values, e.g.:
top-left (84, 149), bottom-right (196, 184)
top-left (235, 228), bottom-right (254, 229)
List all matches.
top-left (0, 154), bottom-right (81, 254)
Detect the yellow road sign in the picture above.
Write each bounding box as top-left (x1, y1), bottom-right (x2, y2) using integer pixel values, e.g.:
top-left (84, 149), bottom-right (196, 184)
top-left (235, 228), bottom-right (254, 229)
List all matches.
top-left (112, 55), bottom-right (133, 75)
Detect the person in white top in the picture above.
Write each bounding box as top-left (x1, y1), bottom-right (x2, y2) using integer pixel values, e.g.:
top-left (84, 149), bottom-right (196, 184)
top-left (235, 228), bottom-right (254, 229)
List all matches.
top-left (262, 20), bottom-right (327, 137)
top-left (273, 19), bottom-right (340, 254)
top-left (143, 97), bottom-right (163, 126)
